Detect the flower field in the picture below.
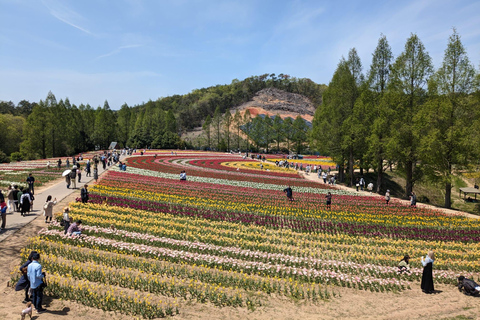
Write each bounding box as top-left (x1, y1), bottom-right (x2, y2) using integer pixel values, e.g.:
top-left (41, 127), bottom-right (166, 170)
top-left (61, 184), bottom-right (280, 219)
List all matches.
top-left (14, 152), bottom-right (480, 318)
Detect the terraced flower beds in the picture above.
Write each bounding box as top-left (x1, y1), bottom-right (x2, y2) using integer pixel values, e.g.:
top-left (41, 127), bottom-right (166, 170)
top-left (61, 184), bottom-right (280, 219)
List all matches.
top-left (15, 151), bottom-right (480, 318)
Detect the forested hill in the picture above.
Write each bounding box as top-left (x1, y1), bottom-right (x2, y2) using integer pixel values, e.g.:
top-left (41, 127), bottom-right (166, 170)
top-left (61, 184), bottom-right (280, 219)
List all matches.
top-left (0, 74), bottom-right (326, 161)
top-left (135, 74), bottom-right (326, 132)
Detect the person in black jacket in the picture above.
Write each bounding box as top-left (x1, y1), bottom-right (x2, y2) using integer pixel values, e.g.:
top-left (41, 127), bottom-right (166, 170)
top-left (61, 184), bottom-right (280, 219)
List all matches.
top-left (458, 276), bottom-right (480, 296)
top-left (81, 184), bottom-right (89, 203)
top-left (15, 251), bottom-right (38, 303)
top-left (283, 186), bottom-right (294, 201)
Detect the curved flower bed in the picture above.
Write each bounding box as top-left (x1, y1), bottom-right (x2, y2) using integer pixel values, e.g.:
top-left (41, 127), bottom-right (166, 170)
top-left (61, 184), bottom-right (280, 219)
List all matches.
top-left (14, 152), bottom-right (480, 318)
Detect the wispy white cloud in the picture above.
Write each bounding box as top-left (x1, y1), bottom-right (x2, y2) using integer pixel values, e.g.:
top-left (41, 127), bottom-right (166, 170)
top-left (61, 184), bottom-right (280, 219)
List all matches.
top-left (41, 0), bottom-right (92, 35)
top-left (95, 44), bottom-right (143, 60)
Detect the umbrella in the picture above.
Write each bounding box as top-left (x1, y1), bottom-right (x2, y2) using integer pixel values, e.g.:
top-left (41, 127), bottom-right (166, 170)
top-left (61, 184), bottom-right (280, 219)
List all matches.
top-left (62, 169), bottom-right (72, 177)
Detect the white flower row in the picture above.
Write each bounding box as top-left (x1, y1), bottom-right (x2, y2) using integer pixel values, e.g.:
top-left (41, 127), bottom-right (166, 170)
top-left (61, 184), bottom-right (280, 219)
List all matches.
top-left (112, 166), bottom-right (357, 196)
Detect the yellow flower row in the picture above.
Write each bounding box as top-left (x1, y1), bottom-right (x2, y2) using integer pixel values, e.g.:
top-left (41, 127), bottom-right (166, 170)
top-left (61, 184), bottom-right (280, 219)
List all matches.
top-left (66, 203), bottom-right (480, 271)
top-left (89, 185), bottom-right (480, 229)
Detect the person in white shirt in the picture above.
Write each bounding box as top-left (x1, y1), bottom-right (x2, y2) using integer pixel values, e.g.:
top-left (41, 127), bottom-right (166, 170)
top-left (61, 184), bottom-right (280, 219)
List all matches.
top-left (421, 251), bottom-right (435, 294)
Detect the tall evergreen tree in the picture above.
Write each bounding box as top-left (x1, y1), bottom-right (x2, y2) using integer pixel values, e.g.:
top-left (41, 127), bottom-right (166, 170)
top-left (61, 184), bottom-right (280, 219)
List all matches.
top-left (223, 111), bottom-right (232, 151)
top-left (116, 103), bottom-right (132, 148)
top-left (417, 29), bottom-right (477, 208)
top-left (212, 106), bottom-right (222, 149)
top-left (272, 114), bottom-right (284, 151)
top-left (20, 100), bottom-right (49, 159)
top-left (233, 110), bottom-right (243, 151)
top-left (388, 34), bottom-right (434, 197)
top-left (366, 34), bottom-right (393, 192)
top-left (202, 115), bottom-right (212, 149)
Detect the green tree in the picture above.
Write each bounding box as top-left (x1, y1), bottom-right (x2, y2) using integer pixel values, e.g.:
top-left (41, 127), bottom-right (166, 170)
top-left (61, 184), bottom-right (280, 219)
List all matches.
top-left (223, 111), bottom-right (232, 151)
top-left (243, 110), bottom-right (252, 151)
top-left (0, 114), bottom-right (24, 156)
top-left (20, 101), bottom-right (49, 159)
top-left (282, 117), bottom-right (294, 153)
top-left (417, 29), bottom-right (477, 208)
top-left (250, 116), bottom-right (265, 151)
top-left (202, 115), bottom-right (212, 149)
top-left (93, 101), bottom-right (116, 149)
top-left (366, 34), bottom-right (393, 192)
top-left (272, 114), bottom-right (284, 152)
top-left (263, 115), bottom-right (274, 153)
top-left (388, 34), bottom-right (434, 197)
top-left (232, 110), bottom-right (243, 151)
top-left (116, 103), bottom-right (132, 148)
top-left (212, 106), bottom-right (222, 149)
top-left (292, 116), bottom-right (309, 154)
top-left (312, 58), bottom-right (356, 183)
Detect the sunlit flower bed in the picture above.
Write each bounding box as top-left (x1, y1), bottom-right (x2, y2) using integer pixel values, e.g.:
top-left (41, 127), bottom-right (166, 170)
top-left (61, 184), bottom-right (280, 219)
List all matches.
top-left (15, 152), bottom-right (480, 318)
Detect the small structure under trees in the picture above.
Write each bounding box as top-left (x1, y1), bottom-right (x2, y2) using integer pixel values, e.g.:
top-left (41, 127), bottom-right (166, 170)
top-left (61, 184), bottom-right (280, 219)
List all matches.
top-left (459, 187), bottom-right (480, 201)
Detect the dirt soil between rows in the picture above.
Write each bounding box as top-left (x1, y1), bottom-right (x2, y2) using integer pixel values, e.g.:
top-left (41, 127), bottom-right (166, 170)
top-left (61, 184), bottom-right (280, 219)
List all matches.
top-left (1, 178), bottom-right (479, 320)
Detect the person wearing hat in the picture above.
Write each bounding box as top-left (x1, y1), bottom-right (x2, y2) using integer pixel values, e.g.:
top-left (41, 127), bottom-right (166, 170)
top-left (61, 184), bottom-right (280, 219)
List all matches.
top-left (385, 189), bottom-right (391, 205)
top-left (398, 255), bottom-right (410, 273)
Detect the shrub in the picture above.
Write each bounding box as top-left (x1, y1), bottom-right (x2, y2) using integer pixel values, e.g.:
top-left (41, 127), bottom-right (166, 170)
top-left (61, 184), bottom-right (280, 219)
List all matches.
top-left (0, 150), bottom-right (10, 163)
top-left (10, 151), bottom-right (23, 162)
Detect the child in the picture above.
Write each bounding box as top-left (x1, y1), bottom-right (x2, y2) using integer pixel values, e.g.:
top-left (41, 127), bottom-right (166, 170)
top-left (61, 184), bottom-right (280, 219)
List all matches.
top-left (21, 301), bottom-right (33, 320)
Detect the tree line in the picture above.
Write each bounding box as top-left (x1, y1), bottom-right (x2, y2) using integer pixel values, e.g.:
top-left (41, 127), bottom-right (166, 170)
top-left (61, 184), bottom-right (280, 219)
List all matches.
top-left (198, 106), bottom-right (310, 154)
top-left (0, 74), bottom-right (325, 162)
top-left (311, 30), bottom-right (480, 208)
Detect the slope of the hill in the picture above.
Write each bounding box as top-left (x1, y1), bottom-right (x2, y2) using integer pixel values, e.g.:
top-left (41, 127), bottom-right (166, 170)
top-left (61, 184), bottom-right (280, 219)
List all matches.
top-left (232, 87), bottom-right (315, 122)
top-left (183, 87), bottom-right (317, 141)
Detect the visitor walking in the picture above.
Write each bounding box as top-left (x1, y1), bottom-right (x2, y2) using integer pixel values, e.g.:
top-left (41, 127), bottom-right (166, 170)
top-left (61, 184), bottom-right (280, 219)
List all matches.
top-left (26, 173), bottom-right (35, 195)
top-left (385, 190), bottom-right (391, 205)
top-left (65, 171), bottom-right (72, 188)
top-left (7, 185), bottom-right (16, 213)
top-left (20, 189), bottom-right (32, 217)
top-left (43, 195), bottom-right (57, 223)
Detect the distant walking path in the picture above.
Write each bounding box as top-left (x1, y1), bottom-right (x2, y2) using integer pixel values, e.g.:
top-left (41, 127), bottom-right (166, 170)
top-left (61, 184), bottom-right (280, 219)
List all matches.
top-left (299, 171), bottom-right (480, 219)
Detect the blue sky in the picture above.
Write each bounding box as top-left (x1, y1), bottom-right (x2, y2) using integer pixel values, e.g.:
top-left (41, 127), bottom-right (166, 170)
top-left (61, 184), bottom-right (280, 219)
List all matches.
top-left (1, 0), bottom-right (479, 109)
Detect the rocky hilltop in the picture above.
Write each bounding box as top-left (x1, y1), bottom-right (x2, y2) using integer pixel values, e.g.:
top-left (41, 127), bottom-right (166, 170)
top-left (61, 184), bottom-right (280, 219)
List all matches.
top-left (232, 88), bottom-right (315, 121)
